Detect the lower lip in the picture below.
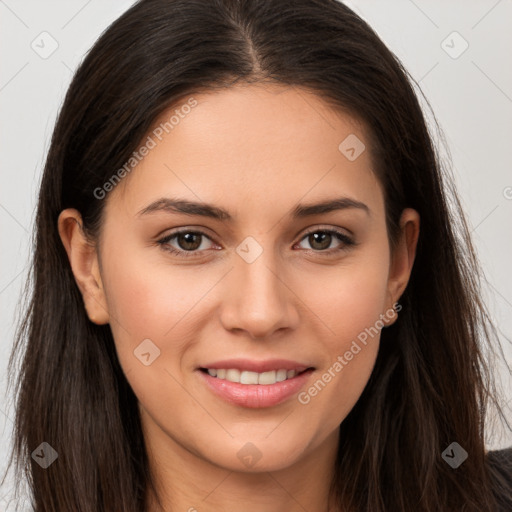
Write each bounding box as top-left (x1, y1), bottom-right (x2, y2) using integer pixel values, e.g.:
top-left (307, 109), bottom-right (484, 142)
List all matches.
top-left (198, 369), bottom-right (313, 408)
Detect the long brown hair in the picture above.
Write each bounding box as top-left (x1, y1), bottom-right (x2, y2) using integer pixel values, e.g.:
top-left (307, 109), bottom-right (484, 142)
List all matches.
top-left (4, 0), bottom-right (511, 510)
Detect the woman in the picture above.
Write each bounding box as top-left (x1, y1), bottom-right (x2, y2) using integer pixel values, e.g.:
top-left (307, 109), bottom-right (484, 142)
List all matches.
top-left (5, 0), bottom-right (511, 510)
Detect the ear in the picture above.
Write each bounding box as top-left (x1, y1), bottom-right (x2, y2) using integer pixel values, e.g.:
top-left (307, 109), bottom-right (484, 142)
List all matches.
top-left (383, 208), bottom-right (420, 326)
top-left (57, 208), bottom-right (110, 325)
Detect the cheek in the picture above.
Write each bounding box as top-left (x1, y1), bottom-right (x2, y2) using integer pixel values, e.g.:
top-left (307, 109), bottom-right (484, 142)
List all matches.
top-left (102, 240), bottom-right (215, 335)
top-left (301, 246), bottom-right (390, 348)
top-left (294, 247), bottom-right (390, 422)
top-left (100, 251), bottom-right (220, 413)
top-left (99, 240), bottom-right (223, 377)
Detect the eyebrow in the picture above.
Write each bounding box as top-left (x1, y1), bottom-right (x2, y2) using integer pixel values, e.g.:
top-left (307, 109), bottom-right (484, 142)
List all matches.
top-left (137, 196), bottom-right (370, 220)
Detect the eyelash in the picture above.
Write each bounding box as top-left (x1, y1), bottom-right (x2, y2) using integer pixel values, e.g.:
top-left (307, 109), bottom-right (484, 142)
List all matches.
top-left (157, 227), bottom-right (356, 258)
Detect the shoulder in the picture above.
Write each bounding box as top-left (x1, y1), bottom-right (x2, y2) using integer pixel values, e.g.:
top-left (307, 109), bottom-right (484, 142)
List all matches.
top-left (486, 447), bottom-right (512, 511)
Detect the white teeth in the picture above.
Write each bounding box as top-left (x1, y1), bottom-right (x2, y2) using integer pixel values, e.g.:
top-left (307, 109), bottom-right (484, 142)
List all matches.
top-left (276, 369), bottom-right (287, 382)
top-left (240, 371), bottom-right (259, 384)
top-left (205, 368), bottom-right (303, 385)
top-left (258, 370), bottom-right (276, 385)
top-left (225, 369), bottom-right (241, 382)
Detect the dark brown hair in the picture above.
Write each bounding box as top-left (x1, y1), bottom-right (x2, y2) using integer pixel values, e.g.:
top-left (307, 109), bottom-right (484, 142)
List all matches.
top-left (4, 0), bottom-right (511, 510)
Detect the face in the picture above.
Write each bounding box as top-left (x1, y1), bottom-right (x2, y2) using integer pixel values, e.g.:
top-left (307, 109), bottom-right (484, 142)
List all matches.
top-left (60, 83), bottom-right (419, 475)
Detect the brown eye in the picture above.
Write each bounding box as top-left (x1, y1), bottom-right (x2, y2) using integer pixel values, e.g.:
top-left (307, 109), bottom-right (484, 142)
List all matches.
top-left (157, 230), bottom-right (216, 257)
top-left (307, 232), bottom-right (333, 250)
top-left (176, 232), bottom-right (203, 251)
top-left (296, 228), bottom-right (355, 253)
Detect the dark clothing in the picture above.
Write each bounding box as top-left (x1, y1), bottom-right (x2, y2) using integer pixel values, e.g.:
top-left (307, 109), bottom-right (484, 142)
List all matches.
top-left (488, 447), bottom-right (512, 511)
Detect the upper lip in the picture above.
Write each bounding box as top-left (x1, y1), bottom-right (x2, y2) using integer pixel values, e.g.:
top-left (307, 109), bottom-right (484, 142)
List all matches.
top-left (199, 358), bottom-right (314, 373)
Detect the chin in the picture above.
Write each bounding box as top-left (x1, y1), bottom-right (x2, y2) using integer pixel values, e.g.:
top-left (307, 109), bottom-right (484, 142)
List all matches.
top-left (197, 433), bottom-right (318, 474)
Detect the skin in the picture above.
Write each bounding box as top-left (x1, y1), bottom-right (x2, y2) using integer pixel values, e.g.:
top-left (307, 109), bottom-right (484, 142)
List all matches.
top-left (58, 83), bottom-right (420, 512)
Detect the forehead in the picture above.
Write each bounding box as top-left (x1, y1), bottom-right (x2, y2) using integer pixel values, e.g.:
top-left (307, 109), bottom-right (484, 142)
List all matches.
top-left (106, 83), bottom-right (384, 222)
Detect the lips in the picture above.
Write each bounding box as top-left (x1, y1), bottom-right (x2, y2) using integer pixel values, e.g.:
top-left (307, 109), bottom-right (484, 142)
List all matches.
top-left (197, 358), bottom-right (314, 408)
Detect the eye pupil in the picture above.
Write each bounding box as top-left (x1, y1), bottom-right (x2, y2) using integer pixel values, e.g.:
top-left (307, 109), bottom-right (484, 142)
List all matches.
top-left (309, 232), bottom-right (332, 250)
top-left (178, 232), bottom-right (202, 250)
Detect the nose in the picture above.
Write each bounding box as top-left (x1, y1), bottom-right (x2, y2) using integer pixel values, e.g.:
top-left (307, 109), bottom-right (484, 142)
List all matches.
top-left (219, 251), bottom-right (300, 340)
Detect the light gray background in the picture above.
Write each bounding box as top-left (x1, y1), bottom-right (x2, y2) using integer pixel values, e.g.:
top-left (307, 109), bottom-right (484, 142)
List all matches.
top-left (1, 0), bottom-right (511, 507)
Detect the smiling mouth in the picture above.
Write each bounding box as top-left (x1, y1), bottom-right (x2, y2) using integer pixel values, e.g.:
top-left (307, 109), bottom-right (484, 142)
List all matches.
top-left (199, 367), bottom-right (313, 385)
